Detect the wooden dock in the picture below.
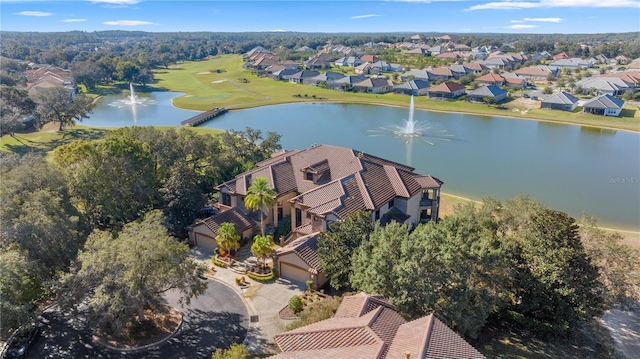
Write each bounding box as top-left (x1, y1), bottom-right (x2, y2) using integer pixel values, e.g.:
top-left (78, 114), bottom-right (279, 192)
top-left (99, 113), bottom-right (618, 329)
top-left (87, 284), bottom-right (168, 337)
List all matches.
top-left (180, 107), bottom-right (227, 127)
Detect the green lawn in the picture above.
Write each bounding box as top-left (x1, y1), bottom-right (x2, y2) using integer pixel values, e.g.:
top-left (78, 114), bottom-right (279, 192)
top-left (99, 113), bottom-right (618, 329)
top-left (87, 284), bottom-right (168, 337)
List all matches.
top-left (149, 55), bottom-right (640, 132)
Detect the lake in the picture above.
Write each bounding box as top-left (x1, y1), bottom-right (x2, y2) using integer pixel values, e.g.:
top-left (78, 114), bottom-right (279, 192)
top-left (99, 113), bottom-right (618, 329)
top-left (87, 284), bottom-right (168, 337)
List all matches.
top-left (83, 94), bottom-right (640, 231)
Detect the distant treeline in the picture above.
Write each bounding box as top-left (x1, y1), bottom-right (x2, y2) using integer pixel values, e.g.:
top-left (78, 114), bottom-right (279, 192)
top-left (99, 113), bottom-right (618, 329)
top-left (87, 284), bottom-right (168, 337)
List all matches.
top-left (0, 30), bottom-right (638, 81)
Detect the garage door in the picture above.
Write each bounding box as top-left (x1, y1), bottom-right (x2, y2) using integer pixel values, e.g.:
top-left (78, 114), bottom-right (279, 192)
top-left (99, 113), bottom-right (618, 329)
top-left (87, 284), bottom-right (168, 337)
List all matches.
top-left (280, 262), bottom-right (310, 284)
top-left (195, 232), bottom-right (217, 251)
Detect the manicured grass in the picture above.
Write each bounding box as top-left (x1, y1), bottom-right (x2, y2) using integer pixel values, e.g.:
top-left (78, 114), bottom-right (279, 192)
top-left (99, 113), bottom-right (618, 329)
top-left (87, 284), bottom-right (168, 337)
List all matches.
top-left (150, 55), bottom-right (640, 132)
top-left (0, 123), bottom-right (224, 155)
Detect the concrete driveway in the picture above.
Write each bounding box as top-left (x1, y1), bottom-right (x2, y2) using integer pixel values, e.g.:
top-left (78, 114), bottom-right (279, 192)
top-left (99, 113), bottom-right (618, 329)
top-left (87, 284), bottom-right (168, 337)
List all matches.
top-left (27, 279), bottom-right (248, 359)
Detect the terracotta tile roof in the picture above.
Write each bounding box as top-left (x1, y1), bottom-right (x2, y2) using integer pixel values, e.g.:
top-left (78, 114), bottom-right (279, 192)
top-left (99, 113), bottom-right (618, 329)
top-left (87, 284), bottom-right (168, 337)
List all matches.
top-left (273, 294), bottom-right (486, 359)
top-left (220, 144), bottom-right (440, 221)
top-left (198, 207), bottom-right (254, 236)
top-left (428, 67), bottom-right (454, 76)
top-left (276, 232), bottom-right (321, 274)
top-left (269, 344), bottom-right (384, 359)
top-left (294, 223), bottom-right (315, 236)
top-left (476, 72), bottom-right (504, 83)
top-left (414, 175), bottom-right (444, 189)
top-left (334, 292), bottom-right (396, 318)
top-left (514, 66), bottom-right (552, 78)
top-left (388, 314), bottom-right (486, 359)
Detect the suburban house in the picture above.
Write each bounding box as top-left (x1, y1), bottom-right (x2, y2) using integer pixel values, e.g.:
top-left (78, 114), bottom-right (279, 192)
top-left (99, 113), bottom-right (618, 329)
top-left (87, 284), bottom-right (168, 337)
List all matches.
top-left (190, 144), bottom-right (443, 284)
top-left (334, 56), bottom-right (363, 67)
top-left (540, 91), bottom-right (580, 111)
top-left (427, 81), bottom-right (466, 99)
top-left (582, 94), bottom-right (624, 117)
top-left (553, 52), bottom-right (570, 60)
top-left (360, 55), bottom-right (380, 63)
top-left (576, 77), bottom-right (632, 96)
top-left (401, 70), bottom-right (430, 82)
top-left (466, 85), bottom-right (508, 103)
top-left (271, 292), bottom-right (486, 359)
top-left (353, 78), bottom-right (395, 93)
top-left (475, 72), bottom-right (506, 87)
top-left (326, 75), bottom-right (368, 91)
top-left (549, 58), bottom-right (591, 70)
top-left (268, 67), bottom-right (299, 81)
top-left (303, 71), bottom-right (346, 86)
top-left (25, 64), bottom-right (77, 96)
top-left (514, 66), bottom-right (558, 81)
top-left (371, 61), bottom-right (403, 72)
top-left (426, 67), bottom-right (454, 82)
top-left (288, 70), bottom-right (321, 84)
top-left (394, 79), bottom-right (431, 96)
top-left (355, 62), bottom-right (380, 75)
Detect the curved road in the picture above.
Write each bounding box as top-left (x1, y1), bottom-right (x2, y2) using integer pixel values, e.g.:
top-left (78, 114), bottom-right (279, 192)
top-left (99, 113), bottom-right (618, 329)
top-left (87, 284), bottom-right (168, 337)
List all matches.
top-left (28, 279), bottom-right (248, 359)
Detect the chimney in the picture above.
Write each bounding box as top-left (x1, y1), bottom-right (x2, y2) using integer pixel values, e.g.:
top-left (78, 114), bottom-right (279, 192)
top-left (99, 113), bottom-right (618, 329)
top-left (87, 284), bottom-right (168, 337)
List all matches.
top-left (405, 351), bottom-right (411, 359)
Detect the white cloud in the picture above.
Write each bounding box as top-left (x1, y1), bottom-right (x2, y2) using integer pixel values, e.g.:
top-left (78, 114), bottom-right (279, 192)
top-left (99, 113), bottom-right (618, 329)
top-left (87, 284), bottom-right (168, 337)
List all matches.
top-left (103, 20), bottom-right (158, 26)
top-left (524, 17), bottom-right (564, 22)
top-left (510, 20), bottom-right (525, 23)
top-left (505, 24), bottom-right (539, 29)
top-left (61, 18), bottom-right (87, 22)
top-left (14, 11), bottom-right (52, 16)
top-left (350, 14), bottom-right (381, 19)
top-left (266, 29), bottom-right (287, 32)
top-left (468, 2), bottom-right (539, 10)
top-left (468, 0), bottom-right (640, 11)
top-left (89, 0), bottom-right (141, 4)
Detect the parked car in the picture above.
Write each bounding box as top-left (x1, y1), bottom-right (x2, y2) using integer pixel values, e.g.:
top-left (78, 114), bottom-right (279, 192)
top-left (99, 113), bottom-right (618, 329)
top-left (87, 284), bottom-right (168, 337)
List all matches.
top-left (4, 326), bottom-right (40, 359)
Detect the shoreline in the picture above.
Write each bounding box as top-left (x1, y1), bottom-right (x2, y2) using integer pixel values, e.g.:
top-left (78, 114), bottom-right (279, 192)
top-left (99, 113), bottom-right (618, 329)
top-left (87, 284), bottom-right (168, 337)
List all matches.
top-left (212, 98), bottom-right (640, 134)
top-left (439, 192), bottom-right (640, 238)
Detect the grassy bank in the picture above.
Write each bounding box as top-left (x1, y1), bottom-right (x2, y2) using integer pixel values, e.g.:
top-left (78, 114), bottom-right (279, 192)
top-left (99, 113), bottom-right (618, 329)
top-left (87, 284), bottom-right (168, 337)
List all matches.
top-left (0, 123), bottom-right (223, 155)
top-left (149, 55), bottom-right (640, 132)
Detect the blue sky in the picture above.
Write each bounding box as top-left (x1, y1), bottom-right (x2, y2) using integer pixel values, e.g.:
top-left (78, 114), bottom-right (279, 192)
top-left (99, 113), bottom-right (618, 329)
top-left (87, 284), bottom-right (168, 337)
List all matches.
top-left (1, 0), bottom-right (639, 34)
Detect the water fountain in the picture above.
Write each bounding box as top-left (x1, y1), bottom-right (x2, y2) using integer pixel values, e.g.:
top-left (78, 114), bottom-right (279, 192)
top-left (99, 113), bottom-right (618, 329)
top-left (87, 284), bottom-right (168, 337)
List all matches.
top-left (109, 83), bottom-right (157, 108)
top-left (369, 96), bottom-right (454, 145)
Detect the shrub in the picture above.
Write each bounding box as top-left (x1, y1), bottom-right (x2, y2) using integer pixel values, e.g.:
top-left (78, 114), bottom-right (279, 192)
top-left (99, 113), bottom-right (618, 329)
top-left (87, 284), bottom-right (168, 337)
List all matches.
top-left (288, 295), bottom-right (303, 313)
top-left (306, 280), bottom-right (314, 291)
top-left (247, 271), bottom-right (275, 282)
top-left (274, 216), bottom-right (292, 241)
top-left (211, 256), bottom-right (228, 268)
top-left (286, 296), bottom-right (343, 330)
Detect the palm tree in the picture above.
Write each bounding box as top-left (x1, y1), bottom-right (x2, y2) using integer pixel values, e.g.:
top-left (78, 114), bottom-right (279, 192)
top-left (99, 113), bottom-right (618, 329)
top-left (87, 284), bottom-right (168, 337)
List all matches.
top-left (244, 176), bottom-right (277, 235)
top-left (215, 222), bottom-right (240, 258)
top-left (251, 234), bottom-right (275, 271)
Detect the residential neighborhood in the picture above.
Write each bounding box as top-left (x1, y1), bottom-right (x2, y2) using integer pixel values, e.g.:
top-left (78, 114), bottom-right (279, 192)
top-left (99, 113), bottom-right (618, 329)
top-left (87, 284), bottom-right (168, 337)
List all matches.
top-left (242, 39), bottom-right (639, 117)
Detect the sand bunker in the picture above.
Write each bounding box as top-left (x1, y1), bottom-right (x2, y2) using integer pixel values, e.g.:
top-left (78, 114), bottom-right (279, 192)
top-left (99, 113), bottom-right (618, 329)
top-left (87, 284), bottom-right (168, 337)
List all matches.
top-left (211, 80), bottom-right (226, 84)
top-left (196, 71), bottom-right (211, 75)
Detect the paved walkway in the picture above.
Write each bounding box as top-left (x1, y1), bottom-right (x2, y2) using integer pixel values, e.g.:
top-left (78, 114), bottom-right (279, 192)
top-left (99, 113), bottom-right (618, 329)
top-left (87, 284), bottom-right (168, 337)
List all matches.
top-left (190, 246), bottom-right (304, 355)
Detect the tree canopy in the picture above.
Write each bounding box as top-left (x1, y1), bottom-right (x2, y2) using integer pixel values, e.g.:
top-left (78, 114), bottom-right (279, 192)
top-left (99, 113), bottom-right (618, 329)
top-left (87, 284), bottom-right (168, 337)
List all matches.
top-left (61, 210), bottom-right (207, 335)
top-left (349, 196), bottom-right (608, 338)
top-left (34, 87), bottom-right (95, 131)
top-left (317, 210), bottom-right (374, 290)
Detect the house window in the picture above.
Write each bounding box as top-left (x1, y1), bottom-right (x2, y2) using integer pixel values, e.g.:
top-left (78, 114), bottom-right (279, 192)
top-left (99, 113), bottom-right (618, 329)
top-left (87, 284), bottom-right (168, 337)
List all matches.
top-left (389, 198), bottom-right (394, 209)
top-left (375, 210), bottom-right (380, 220)
top-left (277, 207), bottom-right (283, 221)
top-left (296, 208), bottom-right (302, 226)
top-left (221, 192), bottom-right (231, 206)
top-left (306, 211), bottom-right (311, 219)
top-left (305, 171), bottom-right (314, 181)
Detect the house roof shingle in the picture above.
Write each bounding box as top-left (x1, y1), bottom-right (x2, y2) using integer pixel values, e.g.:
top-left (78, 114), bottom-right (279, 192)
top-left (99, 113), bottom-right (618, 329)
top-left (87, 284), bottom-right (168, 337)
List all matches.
top-left (583, 94), bottom-right (624, 110)
top-left (197, 207), bottom-right (255, 236)
top-left (428, 81), bottom-right (466, 93)
top-left (276, 232), bottom-right (321, 274)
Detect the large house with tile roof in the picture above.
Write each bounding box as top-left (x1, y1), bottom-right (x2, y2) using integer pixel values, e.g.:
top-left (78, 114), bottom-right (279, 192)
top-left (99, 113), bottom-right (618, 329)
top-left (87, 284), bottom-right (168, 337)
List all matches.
top-left (270, 292), bottom-right (485, 359)
top-left (189, 144), bottom-right (443, 283)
